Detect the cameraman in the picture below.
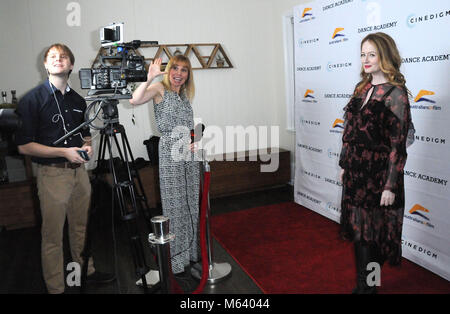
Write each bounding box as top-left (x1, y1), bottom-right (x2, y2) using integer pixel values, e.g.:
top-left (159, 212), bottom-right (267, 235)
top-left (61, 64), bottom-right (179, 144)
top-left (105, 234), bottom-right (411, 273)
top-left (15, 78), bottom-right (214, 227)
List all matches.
top-left (15, 43), bottom-right (114, 294)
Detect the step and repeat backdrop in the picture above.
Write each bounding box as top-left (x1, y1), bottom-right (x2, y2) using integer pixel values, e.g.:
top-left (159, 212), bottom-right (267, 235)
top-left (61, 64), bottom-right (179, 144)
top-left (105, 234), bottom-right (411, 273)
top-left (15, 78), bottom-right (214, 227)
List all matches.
top-left (293, 0), bottom-right (449, 280)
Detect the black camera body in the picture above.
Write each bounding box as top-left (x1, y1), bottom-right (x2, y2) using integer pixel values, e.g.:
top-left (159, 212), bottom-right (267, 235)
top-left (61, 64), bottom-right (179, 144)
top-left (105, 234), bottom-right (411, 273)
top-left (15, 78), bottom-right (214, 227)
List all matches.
top-left (79, 23), bottom-right (157, 94)
top-left (79, 54), bottom-right (147, 90)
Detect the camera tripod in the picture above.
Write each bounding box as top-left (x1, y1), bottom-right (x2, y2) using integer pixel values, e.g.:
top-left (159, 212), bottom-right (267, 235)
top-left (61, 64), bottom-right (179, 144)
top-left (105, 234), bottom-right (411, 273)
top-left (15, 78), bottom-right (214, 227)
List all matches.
top-left (78, 98), bottom-right (155, 294)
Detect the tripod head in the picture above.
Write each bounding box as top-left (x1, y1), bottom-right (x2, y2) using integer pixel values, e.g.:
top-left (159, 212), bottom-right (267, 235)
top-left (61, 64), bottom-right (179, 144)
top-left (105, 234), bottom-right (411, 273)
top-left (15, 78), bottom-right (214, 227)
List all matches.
top-left (53, 93), bottom-right (130, 145)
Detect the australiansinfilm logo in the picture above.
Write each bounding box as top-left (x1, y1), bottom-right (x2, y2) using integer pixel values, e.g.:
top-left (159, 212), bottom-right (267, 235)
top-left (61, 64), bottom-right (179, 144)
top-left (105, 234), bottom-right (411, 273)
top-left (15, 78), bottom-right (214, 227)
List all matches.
top-left (302, 89), bottom-right (318, 103)
top-left (329, 28), bottom-right (349, 45)
top-left (299, 7), bottom-right (316, 23)
top-left (404, 204), bottom-right (435, 229)
top-left (410, 90), bottom-right (443, 111)
top-left (330, 119), bottom-right (344, 134)
top-left (407, 9), bottom-right (450, 28)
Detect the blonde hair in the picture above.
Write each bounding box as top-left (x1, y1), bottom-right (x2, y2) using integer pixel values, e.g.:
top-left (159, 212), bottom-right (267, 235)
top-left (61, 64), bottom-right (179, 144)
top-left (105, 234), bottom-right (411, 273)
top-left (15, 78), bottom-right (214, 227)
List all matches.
top-left (354, 32), bottom-right (408, 97)
top-left (162, 55), bottom-right (195, 102)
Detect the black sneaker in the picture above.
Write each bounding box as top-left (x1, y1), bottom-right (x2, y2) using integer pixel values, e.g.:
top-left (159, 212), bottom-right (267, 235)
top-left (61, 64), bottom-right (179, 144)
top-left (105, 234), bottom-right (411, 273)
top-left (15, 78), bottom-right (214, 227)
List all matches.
top-left (86, 271), bottom-right (116, 284)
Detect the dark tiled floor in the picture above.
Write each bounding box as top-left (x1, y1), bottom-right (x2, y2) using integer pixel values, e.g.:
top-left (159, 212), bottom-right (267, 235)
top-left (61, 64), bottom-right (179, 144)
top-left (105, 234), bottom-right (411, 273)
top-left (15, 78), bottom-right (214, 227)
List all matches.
top-left (0, 185), bottom-right (293, 294)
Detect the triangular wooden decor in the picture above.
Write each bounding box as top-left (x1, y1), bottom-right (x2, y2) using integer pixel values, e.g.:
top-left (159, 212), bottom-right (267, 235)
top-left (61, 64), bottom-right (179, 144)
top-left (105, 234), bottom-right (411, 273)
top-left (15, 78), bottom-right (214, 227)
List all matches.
top-left (91, 43), bottom-right (232, 71)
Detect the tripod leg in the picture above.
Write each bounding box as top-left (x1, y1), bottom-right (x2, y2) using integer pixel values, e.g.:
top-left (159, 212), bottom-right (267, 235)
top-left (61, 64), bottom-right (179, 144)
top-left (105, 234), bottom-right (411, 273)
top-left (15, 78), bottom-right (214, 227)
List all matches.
top-left (80, 132), bottom-right (108, 293)
top-left (121, 131), bottom-right (155, 223)
top-left (105, 130), bottom-right (150, 293)
top-left (80, 204), bottom-right (93, 293)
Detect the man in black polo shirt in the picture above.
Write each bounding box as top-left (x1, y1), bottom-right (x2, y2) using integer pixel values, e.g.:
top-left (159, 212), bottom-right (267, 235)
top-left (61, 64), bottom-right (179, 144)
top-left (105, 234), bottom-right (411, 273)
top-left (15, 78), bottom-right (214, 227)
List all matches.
top-left (16, 43), bottom-right (114, 294)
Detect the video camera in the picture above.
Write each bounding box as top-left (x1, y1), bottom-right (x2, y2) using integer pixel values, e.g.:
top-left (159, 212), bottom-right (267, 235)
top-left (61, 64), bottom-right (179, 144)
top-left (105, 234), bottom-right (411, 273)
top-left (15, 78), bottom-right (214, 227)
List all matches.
top-left (79, 23), bottom-right (158, 96)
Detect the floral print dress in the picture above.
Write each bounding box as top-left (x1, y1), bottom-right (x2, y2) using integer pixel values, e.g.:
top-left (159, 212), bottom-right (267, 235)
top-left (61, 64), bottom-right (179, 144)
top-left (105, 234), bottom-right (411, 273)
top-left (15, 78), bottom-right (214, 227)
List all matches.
top-left (339, 82), bottom-right (412, 265)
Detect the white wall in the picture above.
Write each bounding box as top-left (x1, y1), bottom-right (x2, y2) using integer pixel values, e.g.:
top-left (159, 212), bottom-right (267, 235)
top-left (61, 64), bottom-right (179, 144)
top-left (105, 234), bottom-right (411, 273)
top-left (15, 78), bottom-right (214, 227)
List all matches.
top-left (0, 0), bottom-right (308, 169)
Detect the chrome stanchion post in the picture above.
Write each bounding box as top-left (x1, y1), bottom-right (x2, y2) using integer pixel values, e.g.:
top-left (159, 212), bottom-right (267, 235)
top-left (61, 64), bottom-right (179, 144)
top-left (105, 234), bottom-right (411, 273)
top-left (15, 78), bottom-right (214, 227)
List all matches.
top-left (148, 216), bottom-right (175, 293)
top-left (191, 150), bottom-right (232, 284)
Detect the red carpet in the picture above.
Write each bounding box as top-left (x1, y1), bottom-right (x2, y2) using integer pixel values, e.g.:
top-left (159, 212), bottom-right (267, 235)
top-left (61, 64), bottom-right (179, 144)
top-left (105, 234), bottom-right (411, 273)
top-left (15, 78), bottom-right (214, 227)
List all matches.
top-left (211, 202), bottom-right (450, 294)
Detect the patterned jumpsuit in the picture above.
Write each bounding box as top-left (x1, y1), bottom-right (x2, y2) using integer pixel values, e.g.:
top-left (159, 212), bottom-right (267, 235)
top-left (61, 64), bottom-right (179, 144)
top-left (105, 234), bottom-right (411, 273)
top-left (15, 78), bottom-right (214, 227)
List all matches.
top-left (154, 89), bottom-right (200, 274)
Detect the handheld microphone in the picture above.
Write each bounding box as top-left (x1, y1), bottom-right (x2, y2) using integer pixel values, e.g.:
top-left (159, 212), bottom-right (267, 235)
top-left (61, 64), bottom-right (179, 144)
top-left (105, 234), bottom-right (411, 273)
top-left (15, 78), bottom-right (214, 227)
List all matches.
top-left (190, 123), bottom-right (205, 143)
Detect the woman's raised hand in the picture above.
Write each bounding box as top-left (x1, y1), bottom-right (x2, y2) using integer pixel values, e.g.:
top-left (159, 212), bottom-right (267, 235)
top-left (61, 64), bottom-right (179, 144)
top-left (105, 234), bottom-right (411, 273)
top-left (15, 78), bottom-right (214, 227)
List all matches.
top-left (148, 58), bottom-right (166, 80)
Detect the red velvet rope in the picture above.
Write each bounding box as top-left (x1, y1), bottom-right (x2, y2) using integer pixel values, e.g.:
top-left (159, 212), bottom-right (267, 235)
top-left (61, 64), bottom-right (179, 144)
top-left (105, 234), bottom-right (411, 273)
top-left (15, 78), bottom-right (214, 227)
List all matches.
top-left (192, 170), bottom-right (210, 294)
top-left (167, 168), bottom-right (210, 294)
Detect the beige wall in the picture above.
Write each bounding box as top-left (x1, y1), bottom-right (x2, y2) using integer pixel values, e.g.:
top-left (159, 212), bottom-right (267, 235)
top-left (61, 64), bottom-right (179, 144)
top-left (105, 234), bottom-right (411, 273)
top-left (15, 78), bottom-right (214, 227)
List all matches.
top-left (0, 0), bottom-right (309, 171)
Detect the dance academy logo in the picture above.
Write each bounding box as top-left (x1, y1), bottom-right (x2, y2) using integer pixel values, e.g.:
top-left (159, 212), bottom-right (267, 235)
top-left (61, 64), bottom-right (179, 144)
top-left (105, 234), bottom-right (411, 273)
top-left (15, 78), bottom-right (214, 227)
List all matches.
top-left (404, 169), bottom-right (448, 188)
top-left (407, 9), bottom-right (450, 28)
top-left (329, 119), bottom-right (344, 134)
top-left (357, 21), bottom-right (398, 34)
top-left (411, 90), bottom-right (442, 111)
top-left (329, 28), bottom-right (348, 45)
top-left (324, 92), bottom-right (352, 99)
top-left (404, 204), bottom-right (435, 229)
top-left (297, 143), bottom-right (323, 154)
top-left (322, 0), bottom-right (353, 11)
top-left (299, 7), bottom-right (316, 23)
top-left (296, 191), bottom-right (322, 205)
top-left (296, 65), bottom-right (322, 72)
top-left (402, 53), bottom-right (450, 64)
top-left (302, 89), bottom-right (318, 103)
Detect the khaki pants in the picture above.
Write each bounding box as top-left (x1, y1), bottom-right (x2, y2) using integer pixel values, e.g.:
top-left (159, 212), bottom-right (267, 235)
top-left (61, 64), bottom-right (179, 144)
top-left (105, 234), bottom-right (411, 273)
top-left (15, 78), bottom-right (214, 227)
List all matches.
top-left (37, 164), bottom-right (95, 294)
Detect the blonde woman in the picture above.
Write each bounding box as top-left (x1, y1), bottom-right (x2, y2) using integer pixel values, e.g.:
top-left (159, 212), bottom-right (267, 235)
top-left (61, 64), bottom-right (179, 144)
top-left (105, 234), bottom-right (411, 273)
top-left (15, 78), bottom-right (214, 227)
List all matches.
top-left (339, 32), bottom-right (413, 294)
top-left (131, 56), bottom-right (199, 278)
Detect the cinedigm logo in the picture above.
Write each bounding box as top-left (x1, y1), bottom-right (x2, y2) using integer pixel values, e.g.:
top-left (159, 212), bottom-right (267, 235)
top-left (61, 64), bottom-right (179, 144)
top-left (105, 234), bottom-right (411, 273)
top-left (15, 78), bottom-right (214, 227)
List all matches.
top-left (411, 90), bottom-right (441, 111)
top-left (329, 28), bottom-right (348, 44)
top-left (405, 204), bottom-right (435, 229)
top-left (299, 7), bottom-right (316, 23)
top-left (407, 10), bottom-right (449, 28)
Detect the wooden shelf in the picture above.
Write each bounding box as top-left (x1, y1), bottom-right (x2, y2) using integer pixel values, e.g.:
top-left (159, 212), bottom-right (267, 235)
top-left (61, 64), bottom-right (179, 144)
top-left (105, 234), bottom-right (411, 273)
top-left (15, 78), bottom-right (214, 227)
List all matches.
top-left (92, 43), bottom-right (233, 70)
